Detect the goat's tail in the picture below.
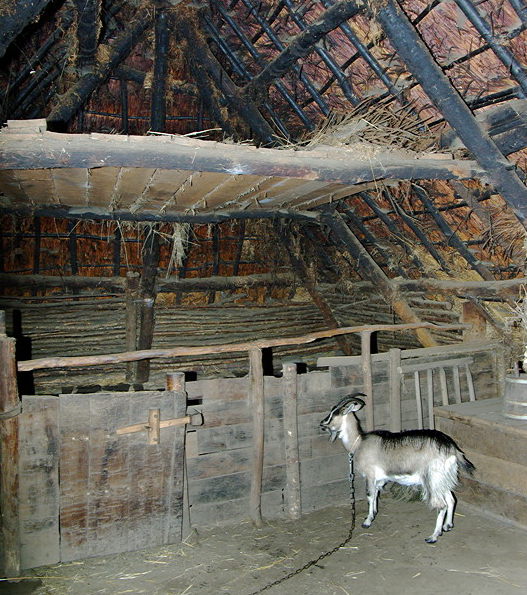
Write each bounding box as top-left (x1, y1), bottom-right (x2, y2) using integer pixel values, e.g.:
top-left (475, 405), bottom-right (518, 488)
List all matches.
top-left (457, 451), bottom-right (475, 476)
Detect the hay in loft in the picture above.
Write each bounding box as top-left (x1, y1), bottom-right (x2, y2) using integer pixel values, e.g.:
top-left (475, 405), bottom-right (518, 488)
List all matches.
top-left (301, 97), bottom-right (437, 152)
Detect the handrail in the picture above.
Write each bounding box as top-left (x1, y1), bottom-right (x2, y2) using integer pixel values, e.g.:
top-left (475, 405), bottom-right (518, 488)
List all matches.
top-left (17, 322), bottom-right (468, 372)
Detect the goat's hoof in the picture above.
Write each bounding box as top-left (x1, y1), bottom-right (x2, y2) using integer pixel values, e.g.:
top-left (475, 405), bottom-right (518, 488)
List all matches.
top-left (443, 524), bottom-right (453, 532)
top-left (361, 521), bottom-right (371, 528)
top-left (425, 536), bottom-right (438, 543)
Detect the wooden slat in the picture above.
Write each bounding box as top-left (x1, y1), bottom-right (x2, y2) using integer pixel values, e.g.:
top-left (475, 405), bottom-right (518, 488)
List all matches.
top-left (12, 169), bottom-right (55, 204)
top-left (113, 167), bottom-right (158, 209)
top-left (59, 394), bottom-right (91, 562)
top-left (175, 171), bottom-right (231, 208)
top-left (414, 370), bottom-right (423, 429)
top-left (283, 362), bottom-right (301, 520)
top-left (0, 169), bottom-right (31, 203)
top-left (19, 395), bottom-right (60, 569)
top-left (192, 174), bottom-right (265, 209)
top-left (249, 347), bottom-right (264, 525)
top-left (52, 168), bottom-right (89, 205)
top-left (87, 166), bottom-right (122, 207)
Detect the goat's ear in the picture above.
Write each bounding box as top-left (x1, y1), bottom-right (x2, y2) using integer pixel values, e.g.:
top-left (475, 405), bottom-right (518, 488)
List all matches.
top-left (342, 397), bottom-right (365, 414)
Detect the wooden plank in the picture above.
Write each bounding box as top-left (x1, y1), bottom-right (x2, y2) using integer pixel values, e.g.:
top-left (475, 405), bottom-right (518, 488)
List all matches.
top-left (427, 368), bottom-right (435, 429)
top-left (12, 169), bottom-right (55, 204)
top-left (51, 168), bottom-right (89, 205)
top-left (398, 357), bottom-right (474, 373)
top-left (283, 363), bottom-right (301, 520)
top-left (0, 330), bottom-right (21, 577)
top-left (439, 367), bottom-right (449, 406)
top-left (388, 348), bottom-right (402, 432)
top-left (87, 167), bottom-right (121, 206)
top-left (59, 394), bottom-right (91, 562)
top-left (414, 371), bottom-right (423, 429)
top-left (249, 347), bottom-right (264, 525)
top-left (164, 373), bottom-right (187, 544)
top-left (361, 330), bottom-right (374, 431)
top-left (19, 395), bottom-right (60, 569)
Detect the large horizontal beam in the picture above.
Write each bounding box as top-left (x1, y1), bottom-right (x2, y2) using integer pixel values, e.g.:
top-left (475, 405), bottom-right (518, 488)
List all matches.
top-left (393, 276), bottom-right (526, 299)
top-left (0, 204), bottom-right (320, 223)
top-left (0, 272), bottom-right (296, 293)
top-left (0, 123), bottom-right (484, 186)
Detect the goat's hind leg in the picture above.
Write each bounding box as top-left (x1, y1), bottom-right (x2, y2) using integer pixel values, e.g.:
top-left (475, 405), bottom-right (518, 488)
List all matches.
top-left (426, 506), bottom-right (447, 543)
top-left (442, 492), bottom-right (455, 532)
top-left (362, 478), bottom-right (383, 528)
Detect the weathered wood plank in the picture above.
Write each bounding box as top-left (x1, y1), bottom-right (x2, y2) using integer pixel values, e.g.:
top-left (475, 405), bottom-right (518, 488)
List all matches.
top-left (0, 330), bottom-right (21, 577)
top-left (19, 395), bottom-right (60, 569)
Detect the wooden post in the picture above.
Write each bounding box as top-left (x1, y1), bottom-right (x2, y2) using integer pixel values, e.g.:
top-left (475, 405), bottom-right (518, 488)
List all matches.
top-left (165, 372), bottom-right (187, 544)
top-left (135, 230), bottom-right (160, 384)
top-left (283, 362), bottom-right (301, 520)
top-left (249, 347), bottom-right (264, 525)
top-left (361, 330), bottom-right (374, 431)
top-left (462, 300), bottom-right (487, 341)
top-left (125, 272), bottom-right (140, 384)
top-left (388, 348), bottom-right (401, 432)
top-left (0, 311), bottom-right (21, 577)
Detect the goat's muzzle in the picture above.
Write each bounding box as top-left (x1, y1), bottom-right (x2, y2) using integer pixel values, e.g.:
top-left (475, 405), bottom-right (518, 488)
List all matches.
top-left (320, 422), bottom-right (338, 443)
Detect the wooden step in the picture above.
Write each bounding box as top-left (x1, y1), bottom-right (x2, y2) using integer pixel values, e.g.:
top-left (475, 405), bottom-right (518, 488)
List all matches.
top-left (435, 398), bottom-right (527, 530)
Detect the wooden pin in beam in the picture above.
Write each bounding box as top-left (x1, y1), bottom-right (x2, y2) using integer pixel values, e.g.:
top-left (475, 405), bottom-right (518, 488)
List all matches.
top-left (116, 410), bottom-right (203, 444)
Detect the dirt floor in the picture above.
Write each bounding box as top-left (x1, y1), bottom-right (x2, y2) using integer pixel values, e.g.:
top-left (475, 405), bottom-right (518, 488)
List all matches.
top-left (3, 497), bottom-right (527, 595)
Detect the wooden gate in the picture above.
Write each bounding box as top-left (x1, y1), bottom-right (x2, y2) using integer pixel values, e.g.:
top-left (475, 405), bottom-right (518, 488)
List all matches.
top-left (18, 374), bottom-right (188, 568)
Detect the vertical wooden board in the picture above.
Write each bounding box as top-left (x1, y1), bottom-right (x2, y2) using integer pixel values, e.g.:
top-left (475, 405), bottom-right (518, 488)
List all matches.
top-left (19, 396), bottom-right (60, 569)
top-left (59, 394), bottom-right (91, 562)
top-left (84, 394), bottom-right (131, 557)
top-left (163, 381), bottom-right (187, 544)
top-left (125, 391), bottom-right (180, 551)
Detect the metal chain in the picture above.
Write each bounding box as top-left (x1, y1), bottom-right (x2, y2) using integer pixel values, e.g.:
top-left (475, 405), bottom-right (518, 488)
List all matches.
top-left (246, 453), bottom-right (356, 595)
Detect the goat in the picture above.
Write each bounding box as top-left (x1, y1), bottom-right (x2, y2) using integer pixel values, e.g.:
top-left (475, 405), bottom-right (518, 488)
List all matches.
top-left (320, 394), bottom-right (475, 543)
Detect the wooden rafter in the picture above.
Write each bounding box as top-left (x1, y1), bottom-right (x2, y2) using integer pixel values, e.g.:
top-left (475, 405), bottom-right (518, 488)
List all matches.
top-left (47, 7), bottom-right (151, 128)
top-left (319, 207), bottom-right (439, 348)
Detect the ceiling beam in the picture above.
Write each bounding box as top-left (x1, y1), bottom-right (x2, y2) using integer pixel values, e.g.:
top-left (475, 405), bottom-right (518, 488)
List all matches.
top-left (0, 123), bottom-right (484, 185)
top-left (376, 0), bottom-right (527, 229)
top-left (0, 205), bottom-right (320, 224)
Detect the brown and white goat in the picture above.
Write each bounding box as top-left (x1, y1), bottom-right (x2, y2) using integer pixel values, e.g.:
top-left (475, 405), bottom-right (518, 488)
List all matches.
top-left (320, 394), bottom-right (475, 543)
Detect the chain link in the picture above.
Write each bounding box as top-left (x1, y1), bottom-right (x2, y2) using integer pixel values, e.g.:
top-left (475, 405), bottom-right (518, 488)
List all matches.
top-left (245, 453), bottom-right (356, 595)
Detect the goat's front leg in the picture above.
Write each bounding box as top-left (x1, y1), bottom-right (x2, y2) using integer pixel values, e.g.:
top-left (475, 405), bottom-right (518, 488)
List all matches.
top-left (362, 478), bottom-right (382, 528)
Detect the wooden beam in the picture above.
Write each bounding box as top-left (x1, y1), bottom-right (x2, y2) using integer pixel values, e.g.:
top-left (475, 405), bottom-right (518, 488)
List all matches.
top-left (0, 204), bottom-right (320, 224)
top-left (74, 0), bottom-right (101, 74)
top-left (392, 276), bottom-right (526, 299)
top-left (150, 8), bottom-right (169, 133)
top-left (249, 346), bottom-right (264, 525)
top-left (46, 8), bottom-right (150, 128)
top-left (0, 312), bottom-right (21, 577)
top-left (320, 207), bottom-right (438, 347)
top-left (177, 7), bottom-right (278, 145)
top-left (243, 0), bottom-right (361, 104)
top-left (0, 123), bottom-right (484, 184)
top-left (0, 271), bottom-right (297, 293)
top-left (0, 0), bottom-right (51, 59)
top-left (135, 229), bottom-right (160, 384)
top-left (17, 321), bottom-right (468, 372)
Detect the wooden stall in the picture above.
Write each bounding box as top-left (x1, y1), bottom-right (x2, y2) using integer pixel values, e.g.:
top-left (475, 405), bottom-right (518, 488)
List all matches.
top-left (1, 318), bottom-right (504, 572)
